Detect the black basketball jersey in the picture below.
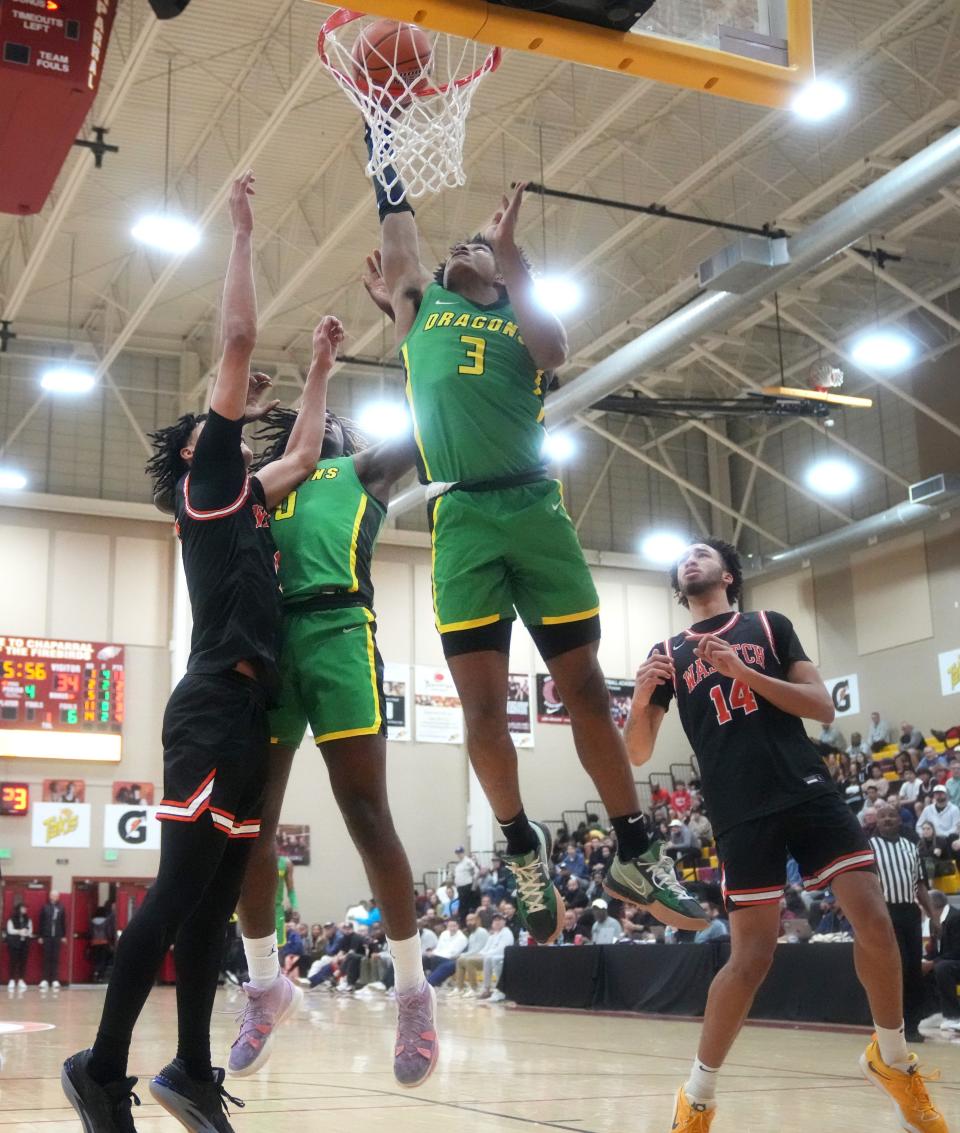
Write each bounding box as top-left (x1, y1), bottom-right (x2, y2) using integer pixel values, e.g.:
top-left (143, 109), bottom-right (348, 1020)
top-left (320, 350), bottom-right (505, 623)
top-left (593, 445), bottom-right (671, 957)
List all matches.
top-left (649, 609), bottom-right (832, 836)
top-left (174, 410), bottom-right (282, 696)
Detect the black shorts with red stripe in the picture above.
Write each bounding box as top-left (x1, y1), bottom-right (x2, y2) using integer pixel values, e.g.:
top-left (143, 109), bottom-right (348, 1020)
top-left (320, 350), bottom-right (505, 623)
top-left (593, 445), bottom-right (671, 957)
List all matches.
top-left (717, 792), bottom-right (876, 914)
top-left (157, 671), bottom-right (268, 839)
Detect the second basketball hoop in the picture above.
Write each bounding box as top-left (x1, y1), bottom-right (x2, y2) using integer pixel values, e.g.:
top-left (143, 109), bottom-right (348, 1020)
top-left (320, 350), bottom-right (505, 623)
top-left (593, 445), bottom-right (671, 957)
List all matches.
top-left (317, 9), bottom-right (502, 201)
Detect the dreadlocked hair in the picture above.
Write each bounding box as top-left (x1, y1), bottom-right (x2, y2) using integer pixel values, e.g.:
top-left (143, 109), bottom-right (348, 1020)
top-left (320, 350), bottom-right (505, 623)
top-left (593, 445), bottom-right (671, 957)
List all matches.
top-left (434, 234), bottom-right (532, 294)
top-left (252, 407), bottom-right (368, 473)
top-left (669, 536), bottom-right (743, 609)
top-left (145, 412), bottom-right (206, 514)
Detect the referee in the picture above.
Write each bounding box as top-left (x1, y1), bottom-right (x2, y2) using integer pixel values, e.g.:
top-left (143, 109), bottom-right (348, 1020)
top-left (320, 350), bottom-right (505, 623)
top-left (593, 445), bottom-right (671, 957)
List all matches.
top-left (870, 802), bottom-right (938, 1042)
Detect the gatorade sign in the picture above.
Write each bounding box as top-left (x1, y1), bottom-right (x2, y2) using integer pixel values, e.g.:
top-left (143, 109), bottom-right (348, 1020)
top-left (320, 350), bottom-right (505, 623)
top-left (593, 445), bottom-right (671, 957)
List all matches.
top-left (103, 805), bottom-right (161, 850)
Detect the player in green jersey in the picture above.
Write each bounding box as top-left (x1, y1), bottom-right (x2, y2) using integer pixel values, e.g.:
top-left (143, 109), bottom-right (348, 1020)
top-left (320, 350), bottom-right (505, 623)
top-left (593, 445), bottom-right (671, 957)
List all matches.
top-left (274, 854), bottom-right (296, 945)
top-left (368, 139), bottom-right (707, 944)
top-left (226, 339), bottom-right (437, 1088)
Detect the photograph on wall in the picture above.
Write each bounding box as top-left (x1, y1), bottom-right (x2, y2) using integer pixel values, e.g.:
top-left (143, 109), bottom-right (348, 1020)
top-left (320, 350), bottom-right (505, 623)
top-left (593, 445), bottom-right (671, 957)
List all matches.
top-left (507, 673), bottom-right (534, 748)
top-left (414, 666), bottom-right (464, 745)
top-left (277, 824), bottom-right (311, 866)
top-left (537, 675), bottom-right (635, 727)
top-left (383, 662), bottom-right (410, 742)
top-left (112, 781), bottom-right (155, 805)
top-left (939, 647), bottom-right (960, 698)
top-left (823, 674), bottom-right (860, 717)
top-left (42, 778), bottom-right (86, 803)
top-left (606, 678), bottom-right (636, 729)
top-left (31, 801), bottom-right (92, 848)
top-left (103, 804), bottom-right (162, 850)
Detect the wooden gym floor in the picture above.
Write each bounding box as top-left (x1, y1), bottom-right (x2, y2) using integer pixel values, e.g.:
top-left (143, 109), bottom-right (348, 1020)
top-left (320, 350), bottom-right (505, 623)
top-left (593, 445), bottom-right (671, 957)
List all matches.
top-left (1, 986), bottom-right (958, 1132)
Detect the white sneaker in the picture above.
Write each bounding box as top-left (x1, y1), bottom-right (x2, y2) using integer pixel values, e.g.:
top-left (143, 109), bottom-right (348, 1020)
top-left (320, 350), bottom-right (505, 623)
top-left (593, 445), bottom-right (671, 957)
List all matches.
top-left (38, 980), bottom-right (49, 990)
top-left (445, 987), bottom-right (460, 998)
top-left (461, 988), bottom-right (475, 999)
top-left (367, 980), bottom-right (386, 992)
top-left (7, 980), bottom-right (14, 991)
top-left (52, 980), bottom-right (61, 990)
top-left (488, 989), bottom-right (507, 1003)
top-left (940, 1018), bottom-right (960, 1032)
top-left (17, 980), bottom-right (26, 990)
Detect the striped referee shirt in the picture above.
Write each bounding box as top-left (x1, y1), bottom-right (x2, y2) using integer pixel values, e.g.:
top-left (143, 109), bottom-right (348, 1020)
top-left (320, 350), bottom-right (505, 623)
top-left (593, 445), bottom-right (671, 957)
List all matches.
top-left (870, 834), bottom-right (923, 905)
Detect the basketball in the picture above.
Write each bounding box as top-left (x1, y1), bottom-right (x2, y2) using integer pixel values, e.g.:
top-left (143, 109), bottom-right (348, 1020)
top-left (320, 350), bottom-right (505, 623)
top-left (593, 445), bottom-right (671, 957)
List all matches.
top-left (352, 19), bottom-right (433, 93)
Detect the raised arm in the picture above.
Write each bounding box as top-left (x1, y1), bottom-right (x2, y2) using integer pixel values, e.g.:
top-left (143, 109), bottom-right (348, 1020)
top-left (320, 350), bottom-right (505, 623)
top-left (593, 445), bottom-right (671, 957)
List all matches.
top-left (254, 316), bottom-right (343, 508)
top-left (353, 433), bottom-right (418, 505)
top-left (211, 171), bottom-right (260, 421)
top-left (485, 183), bottom-right (568, 371)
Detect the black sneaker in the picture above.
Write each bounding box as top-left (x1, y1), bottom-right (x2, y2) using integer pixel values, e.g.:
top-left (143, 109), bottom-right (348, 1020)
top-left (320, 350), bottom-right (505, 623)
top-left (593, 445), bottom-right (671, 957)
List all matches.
top-left (149, 1059), bottom-right (244, 1133)
top-left (61, 1049), bottom-right (141, 1133)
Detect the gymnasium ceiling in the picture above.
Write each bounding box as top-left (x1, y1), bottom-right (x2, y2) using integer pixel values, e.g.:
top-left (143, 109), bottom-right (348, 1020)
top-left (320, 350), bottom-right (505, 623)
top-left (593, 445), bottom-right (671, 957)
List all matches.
top-left (1, 0), bottom-right (959, 559)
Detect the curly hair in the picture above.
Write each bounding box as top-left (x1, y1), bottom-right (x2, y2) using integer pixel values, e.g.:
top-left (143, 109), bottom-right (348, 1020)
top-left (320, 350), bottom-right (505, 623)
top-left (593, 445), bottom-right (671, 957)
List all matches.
top-left (252, 408), bottom-right (367, 472)
top-left (434, 234), bottom-right (532, 293)
top-left (145, 412), bottom-right (206, 514)
top-left (669, 536), bottom-right (743, 609)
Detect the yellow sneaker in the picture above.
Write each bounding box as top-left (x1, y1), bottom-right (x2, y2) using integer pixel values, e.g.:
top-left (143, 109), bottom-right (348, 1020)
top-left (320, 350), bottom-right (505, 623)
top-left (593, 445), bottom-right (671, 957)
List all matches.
top-left (859, 1035), bottom-right (947, 1133)
top-left (671, 1086), bottom-right (716, 1131)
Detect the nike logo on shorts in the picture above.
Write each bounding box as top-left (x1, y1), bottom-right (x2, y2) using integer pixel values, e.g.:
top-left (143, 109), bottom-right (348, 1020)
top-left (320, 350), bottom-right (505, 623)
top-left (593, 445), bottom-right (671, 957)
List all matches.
top-left (342, 625), bottom-right (365, 634)
top-left (627, 815), bottom-right (644, 823)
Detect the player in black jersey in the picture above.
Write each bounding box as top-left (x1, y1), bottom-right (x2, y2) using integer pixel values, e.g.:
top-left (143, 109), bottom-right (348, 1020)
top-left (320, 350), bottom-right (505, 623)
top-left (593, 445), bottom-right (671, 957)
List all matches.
top-left (62, 171), bottom-right (345, 1133)
top-left (626, 538), bottom-right (946, 1133)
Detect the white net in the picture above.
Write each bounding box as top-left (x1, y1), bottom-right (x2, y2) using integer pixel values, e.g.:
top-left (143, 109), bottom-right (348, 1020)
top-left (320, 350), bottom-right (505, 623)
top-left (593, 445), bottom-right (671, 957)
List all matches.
top-left (318, 10), bottom-right (501, 201)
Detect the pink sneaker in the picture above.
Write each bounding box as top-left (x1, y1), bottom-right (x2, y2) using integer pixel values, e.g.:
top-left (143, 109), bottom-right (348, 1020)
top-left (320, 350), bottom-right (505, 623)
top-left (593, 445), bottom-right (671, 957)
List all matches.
top-left (228, 975), bottom-right (303, 1077)
top-left (394, 982), bottom-right (439, 1088)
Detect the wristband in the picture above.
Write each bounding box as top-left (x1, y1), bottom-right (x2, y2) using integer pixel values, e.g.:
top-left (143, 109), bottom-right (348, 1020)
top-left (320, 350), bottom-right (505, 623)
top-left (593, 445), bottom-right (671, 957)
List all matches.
top-left (364, 125), bottom-right (414, 222)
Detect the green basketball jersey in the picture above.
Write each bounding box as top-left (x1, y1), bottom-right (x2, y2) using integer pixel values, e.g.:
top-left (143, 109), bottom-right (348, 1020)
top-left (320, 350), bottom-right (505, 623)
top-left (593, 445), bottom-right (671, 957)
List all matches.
top-left (400, 282), bottom-right (547, 483)
top-left (269, 456), bottom-right (385, 609)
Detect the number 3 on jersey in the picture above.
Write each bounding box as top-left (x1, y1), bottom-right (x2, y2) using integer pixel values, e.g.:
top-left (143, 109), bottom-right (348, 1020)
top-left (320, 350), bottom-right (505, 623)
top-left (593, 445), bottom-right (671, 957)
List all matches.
top-left (458, 335), bottom-right (486, 376)
top-left (709, 681), bottom-right (758, 725)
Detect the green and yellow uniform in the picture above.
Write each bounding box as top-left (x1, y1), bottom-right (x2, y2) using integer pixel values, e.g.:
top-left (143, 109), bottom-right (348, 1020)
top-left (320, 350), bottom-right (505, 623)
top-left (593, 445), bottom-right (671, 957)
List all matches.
top-left (275, 854), bottom-right (293, 943)
top-left (267, 456), bottom-right (386, 748)
top-left (401, 282), bottom-right (598, 635)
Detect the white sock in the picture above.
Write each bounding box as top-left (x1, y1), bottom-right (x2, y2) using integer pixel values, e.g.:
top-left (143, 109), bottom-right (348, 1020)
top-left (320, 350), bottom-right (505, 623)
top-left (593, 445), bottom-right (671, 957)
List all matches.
top-left (387, 934), bottom-right (425, 995)
top-left (685, 1058), bottom-right (720, 1105)
top-left (242, 933), bottom-right (280, 991)
top-left (874, 1022), bottom-right (910, 1070)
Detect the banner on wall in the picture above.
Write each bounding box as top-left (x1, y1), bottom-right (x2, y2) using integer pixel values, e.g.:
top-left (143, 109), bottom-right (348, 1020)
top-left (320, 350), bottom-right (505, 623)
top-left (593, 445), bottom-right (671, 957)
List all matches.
top-left (939, 648), bottom-right (960, 698)
top-left (824, 674), bottom-right (860, 717)
top-left (414, 666), bottom-right (463, 745)
top-left (31, 802), bottom-right (91, 848)
top-left (537, 675), bottom-right (636, 727)
top-left (277, 824), bottom-right (311, 866)
top-left (103, 805), bottom-right (161, 850)
top-left (507, 673), bottom-right (533, 748)
top-left (383, 662), bottom-right (411, 741)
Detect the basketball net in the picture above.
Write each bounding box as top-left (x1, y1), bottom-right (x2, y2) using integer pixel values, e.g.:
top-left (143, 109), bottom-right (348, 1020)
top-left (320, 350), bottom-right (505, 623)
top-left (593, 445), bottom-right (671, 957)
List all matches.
top-left (318, 10), bottom-right (502, 201)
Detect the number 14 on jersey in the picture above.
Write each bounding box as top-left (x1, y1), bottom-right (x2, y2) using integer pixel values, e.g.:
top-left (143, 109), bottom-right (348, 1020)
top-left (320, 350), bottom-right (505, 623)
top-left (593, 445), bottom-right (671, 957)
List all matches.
top-left (709, 681), bottom-right (759, 725)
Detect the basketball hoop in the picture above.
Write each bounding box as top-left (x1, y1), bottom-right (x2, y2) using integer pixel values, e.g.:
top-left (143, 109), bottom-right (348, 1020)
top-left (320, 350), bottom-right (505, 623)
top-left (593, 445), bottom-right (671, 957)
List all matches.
top-left (318, 9), bottom-right (502, 201)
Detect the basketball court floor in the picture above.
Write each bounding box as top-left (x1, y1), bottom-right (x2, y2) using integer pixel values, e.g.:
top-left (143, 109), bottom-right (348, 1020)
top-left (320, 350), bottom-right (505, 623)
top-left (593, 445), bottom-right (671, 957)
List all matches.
top-left (2, 988), bottom-right (958, 1131)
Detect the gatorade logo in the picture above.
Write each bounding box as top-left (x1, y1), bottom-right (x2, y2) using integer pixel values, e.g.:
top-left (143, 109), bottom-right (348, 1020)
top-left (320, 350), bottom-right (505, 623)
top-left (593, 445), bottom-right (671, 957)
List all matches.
top-left (118, 809), bottom-right (148, 845)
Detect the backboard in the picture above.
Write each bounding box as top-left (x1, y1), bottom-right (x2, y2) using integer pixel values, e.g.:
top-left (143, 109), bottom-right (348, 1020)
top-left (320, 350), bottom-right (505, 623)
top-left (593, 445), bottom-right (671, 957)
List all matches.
top-left (306, 1), bottom-right (814, 109)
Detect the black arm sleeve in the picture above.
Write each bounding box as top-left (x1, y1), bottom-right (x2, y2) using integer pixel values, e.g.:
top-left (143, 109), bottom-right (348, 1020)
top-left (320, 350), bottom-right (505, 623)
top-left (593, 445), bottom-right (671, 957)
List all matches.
top-left (647, 644), bottom-right (675, 711)
top-left (187, 409), bottom-right (247, 511)
top-left (765, 610), bottom-right (811, 670)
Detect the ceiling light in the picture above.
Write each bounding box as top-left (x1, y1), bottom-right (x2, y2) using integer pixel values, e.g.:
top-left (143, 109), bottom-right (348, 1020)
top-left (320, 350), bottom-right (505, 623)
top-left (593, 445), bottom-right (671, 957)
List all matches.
top-left (0, 468), bottom-right (28, 492)
top-left (640, 532), bottom-right (688, 565)
top-left (541, 430), bottom-right (576, 462)
top-left (40, 366), bottom-right (95, 394)
top-left (356, 400), bottom-right (410, 440)
top-left (790, 79), bottom-right (848, 122)
top-left (805, 458), bottom-right (858, 497)
top-left (533, 274), bottom-right (583, 315)
top-left (131, 213), bottom-right (201, 255)
top-left (850, 329), bottom-right (915, 370)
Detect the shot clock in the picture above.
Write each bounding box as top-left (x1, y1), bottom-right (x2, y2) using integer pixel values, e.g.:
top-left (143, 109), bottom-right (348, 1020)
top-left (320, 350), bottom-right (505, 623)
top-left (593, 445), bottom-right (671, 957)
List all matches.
top-left (0, 783), bottom-right (29, 815)
top-left (0, 636), bottom-right (124, 762)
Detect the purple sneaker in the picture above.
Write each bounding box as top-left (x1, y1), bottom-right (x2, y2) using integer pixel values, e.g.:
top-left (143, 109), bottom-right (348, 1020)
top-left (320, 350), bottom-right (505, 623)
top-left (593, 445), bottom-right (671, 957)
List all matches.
top-left (394, 981), bottom-right (439, 1088)
top-left (228, 975), bottom-right (303, 1077)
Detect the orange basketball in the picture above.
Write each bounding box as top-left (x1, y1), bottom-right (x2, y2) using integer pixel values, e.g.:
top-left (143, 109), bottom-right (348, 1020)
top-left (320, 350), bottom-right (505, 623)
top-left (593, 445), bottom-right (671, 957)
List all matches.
top-left (352, 19), bottom-right (433, 93)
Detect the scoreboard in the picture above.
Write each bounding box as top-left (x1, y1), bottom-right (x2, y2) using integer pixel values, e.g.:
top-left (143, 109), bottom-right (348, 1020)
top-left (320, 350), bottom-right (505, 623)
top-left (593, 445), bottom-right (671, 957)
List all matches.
top-left (0, 635), bottom-right (124, 762)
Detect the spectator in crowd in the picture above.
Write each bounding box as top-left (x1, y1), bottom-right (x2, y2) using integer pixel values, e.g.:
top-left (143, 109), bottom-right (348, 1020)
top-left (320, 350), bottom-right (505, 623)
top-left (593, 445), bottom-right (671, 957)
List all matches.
top-left (650, 782), bottom-right (671, 808)
top-left (475, 894), bottom-right (496, 929)
top-left (499, 900), bottom-right (521, 937)
top-left (671, 781), bottom-right (693, 816)
top-left (438, 884), bottom-right (459, 919)
top-left (946, 760), bottom-right (960, 808)
top-left (453, 847), bottom-right (479, 925)
top-left (779, 889), bottom-right (813, 942)
top-left (88, 904), bottom-right (115, 984)
top-left (419, 917), bottom-right (439, 958)
top-left (423, 918), bottom-right (467, 976)
top-left (38, 890), bottom-right (66, 991)
top-left (931, 891), bottom-right (960, 1034)
top-left (589, 899), bottom-right (623, 944)
top-left (5, 901), bottom-right (31, 990)
top-left (344, 898), bottom-right (370, 925)
top-left (687, 803), bottom-right (713, 846)
top-left (899, 767), bottom-right (923, 806)
top-left (818, 721), bottom-right (846, 754)
top-left (558, 909), bottom-right (580, 945)
top-left (861, 783), bottom-right (881, 814)
top-left (868, 711), bottom-right (893, 751)
top-left (431, 913), bottom-right (487, 989)
top-left (847, 732), bottom-right (869, 761)
top-left (900, 722), bottom-right (926, 754)
top-left (917, 747), bottom-right (947, 774)
top-left (859, 807), bottom-right (879, 836)
top-left (866, 763), bottom-right (891, 798)
top-left (478, 857), bottom-right (510, 906)
top-left (664, 819), bottom-right (700, 869)
top-left (916, 785), bottom-right (960, 842)
top-left (694, 899), bottom-right (729, 943)
top-left (563, 875), bottom-right (589, 911)
top-left (810, 892), bottom-right (852, 936)
top-left (415, 889), bottom-right (437, 917)
top-left (559, 842), bottom-right (588, 880)
top-left (452, 913), bottom-right (513, 999)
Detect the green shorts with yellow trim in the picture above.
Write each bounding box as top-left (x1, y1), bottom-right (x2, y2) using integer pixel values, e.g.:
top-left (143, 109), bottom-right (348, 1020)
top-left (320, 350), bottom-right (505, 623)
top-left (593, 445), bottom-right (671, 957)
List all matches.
top-left (268, 605), bottom-right (386, 749)
top-left (428, 479), bottom-right (599, 635)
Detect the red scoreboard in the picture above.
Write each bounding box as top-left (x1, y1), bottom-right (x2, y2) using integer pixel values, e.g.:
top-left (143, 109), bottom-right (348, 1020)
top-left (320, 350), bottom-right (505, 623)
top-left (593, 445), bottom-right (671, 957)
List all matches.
top-left (0, 635), bottom-right (124, 762)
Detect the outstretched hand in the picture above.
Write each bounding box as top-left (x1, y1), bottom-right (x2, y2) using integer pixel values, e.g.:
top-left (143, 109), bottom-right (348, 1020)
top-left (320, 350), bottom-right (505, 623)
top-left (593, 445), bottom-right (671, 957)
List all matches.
top-left (229, 170), bottom-right (256, 237)
top-left (482, 182), bottom-right (526, 256)
top-left (311, 315), bottom-right (345, 372)
top-left (242, 372), bottom-right (279, 423)
top-left (362, 250), bottom-right (396, 322)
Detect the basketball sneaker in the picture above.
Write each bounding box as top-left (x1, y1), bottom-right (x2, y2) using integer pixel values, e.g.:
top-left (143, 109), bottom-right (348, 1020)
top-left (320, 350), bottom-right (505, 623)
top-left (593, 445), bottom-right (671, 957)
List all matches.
top-left (671, 1087), bottom-right (716, 1131)
top-left (61, 1049), bottom-right (141, 1133)
top-left (501, 821), bottom-right (564, 944)
top-left (604, 841), bottom-right (708, 930)
top-left (859, 1035), bottom-right (947, 1133)
top-left (228, 974), bottom-right (303, 1077)
top-left (394, 981), bottom-right (439, 1088)
top-left (150, 1060), bottom-right (243, 1133)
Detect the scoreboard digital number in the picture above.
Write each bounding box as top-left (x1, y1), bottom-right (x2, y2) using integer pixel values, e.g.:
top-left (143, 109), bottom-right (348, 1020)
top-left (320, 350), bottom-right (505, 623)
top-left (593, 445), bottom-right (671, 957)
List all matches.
top-left (0, 636), bottom-right (124, 762)
top-left (0, 783), bottom-right (29, 815)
